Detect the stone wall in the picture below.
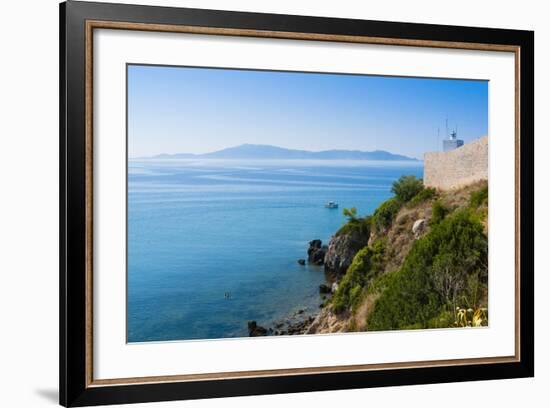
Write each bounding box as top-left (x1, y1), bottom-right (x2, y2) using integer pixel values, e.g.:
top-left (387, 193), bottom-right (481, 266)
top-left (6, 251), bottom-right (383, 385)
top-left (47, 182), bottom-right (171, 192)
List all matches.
top-left (424, 136), bottom-right (488, 190)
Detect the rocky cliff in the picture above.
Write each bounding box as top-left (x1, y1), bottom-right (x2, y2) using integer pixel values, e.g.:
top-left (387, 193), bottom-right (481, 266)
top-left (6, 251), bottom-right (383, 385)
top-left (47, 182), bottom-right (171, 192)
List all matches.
top-left (307, 239), bottom-right (327, 265)
top-left (306, 179), bottom-right (489, 334)
top-left (324, 229), bottom-right (370, 278)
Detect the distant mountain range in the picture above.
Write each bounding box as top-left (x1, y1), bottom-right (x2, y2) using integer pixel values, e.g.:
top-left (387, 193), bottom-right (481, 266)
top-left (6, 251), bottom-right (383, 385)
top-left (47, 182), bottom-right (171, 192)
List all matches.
top-left (145, 144), bottom-right (418, 161)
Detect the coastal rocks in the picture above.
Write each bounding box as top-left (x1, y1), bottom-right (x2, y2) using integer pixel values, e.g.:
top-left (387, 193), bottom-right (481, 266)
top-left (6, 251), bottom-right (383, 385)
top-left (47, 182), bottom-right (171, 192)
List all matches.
top-left (309, 239), bottom-right (322, 248)
top-left (305, 307), bottom-right (347, 334)
top-left (324, 230), bottom-right (370, 277)
top-left (270, 310), bottom-right (316, 336)
top-left (247, 321), bottom-right (268, 337)
top-left (319, 284), bottom-right (331, 294)
top-left (274, 317), bottom-right (315, 335)
top-left (285, 316), bottom-right (315, 334)
top-left (412, 219), bottom-right (426, 238)
top-left (307, 239), bottom-right (327, 265)
top-left (297, 259), bottom-right (306, 265)
top-left (319, 282), bottom-right (338, 295)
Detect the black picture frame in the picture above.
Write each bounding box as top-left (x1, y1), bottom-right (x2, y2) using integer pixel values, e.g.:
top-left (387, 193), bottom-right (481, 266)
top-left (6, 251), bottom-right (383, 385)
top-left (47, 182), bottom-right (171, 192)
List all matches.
top-left (60, 1), bottom-right (534, 406)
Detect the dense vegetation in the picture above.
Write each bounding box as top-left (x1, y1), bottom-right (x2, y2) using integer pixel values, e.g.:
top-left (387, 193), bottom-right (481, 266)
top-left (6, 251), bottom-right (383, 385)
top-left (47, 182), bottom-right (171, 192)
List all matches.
top-left (367, 208), bottom-right (487, 330)
top-left (369, 176), bottom-right (433, 232)
top-left (332, 239), bottom-right (385, 313)
top-left (391, 175), bottom-right (424, 202)
top-left (329, 176), bottom-right (489, 331)
top-left (470, 185), bottom-right (488, 207)
top-left (371, 198), bottom-right (401, 231)
top-left (430, 200), bottom-right (449, 225)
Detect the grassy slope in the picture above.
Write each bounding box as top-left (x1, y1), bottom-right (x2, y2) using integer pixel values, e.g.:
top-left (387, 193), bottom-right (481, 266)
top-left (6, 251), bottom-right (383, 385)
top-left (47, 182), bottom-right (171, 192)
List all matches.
top-left (323, 180), bottom-right (489, 333)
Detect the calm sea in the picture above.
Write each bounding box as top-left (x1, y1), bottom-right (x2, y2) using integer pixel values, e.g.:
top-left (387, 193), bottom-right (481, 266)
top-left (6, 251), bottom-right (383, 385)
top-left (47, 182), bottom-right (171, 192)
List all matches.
top-left (127, 159), bottom-right (423, 342)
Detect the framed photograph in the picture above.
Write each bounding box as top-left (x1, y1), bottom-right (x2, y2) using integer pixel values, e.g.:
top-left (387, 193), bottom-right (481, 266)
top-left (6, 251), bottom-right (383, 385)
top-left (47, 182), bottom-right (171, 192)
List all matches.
top-left (59, 1), bottom-right (534, 406)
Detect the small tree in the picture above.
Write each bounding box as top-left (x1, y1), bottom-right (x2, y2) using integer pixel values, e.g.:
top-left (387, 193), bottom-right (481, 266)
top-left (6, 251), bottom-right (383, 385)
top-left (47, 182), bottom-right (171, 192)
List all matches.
top-left (343, 207), bottom-right (358, 222)
top-left (391, 175), bottom-right (424, 203)
top-left (338, 208), bottom-right (372, 237)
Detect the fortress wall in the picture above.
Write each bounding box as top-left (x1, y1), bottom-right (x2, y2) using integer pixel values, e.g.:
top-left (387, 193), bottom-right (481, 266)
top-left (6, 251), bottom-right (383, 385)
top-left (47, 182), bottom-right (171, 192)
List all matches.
top-left (424, 136), bottom-right (488, 190)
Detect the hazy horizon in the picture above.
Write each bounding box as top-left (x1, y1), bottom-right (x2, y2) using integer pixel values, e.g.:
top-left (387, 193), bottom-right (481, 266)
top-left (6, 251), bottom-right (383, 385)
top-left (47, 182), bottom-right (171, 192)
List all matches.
top-left (128, 65), bottom-right (488, 160)
top-left (130, 142), bottom-right (422, 160)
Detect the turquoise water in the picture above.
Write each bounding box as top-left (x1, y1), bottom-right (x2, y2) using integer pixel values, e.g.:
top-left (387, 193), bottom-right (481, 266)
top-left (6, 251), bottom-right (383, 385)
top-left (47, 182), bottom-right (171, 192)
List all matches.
top-left (127, 159), bottom-right (423, 342)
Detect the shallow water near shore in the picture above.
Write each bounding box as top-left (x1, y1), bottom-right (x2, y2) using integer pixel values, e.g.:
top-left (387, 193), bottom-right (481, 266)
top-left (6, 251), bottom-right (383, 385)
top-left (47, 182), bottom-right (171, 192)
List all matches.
top-left (127, 159), bottom-right (423, 342)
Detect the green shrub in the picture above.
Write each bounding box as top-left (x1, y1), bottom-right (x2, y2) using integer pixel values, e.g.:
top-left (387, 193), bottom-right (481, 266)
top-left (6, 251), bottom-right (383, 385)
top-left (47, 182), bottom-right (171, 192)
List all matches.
top-left (336, 213), bottom-right (372, 238)
top-left (332, 240), bottom-right (386, 313)
top-left (426, 310), bottom-right (456, 328)
top-left (372, 198), bottom-right (401, 231)
top-left (367, 209), bottom-right (488, 331)
top-left (470, 186), bottom-right (488, 208)
top-left (392, 175), bottom-right (424, 203)
top-left (409, 187), bottom-right (436, 206)
top-left (431, 200), bottom-right (449, 225)
top-left (366, 269), bottom-right (397, 295)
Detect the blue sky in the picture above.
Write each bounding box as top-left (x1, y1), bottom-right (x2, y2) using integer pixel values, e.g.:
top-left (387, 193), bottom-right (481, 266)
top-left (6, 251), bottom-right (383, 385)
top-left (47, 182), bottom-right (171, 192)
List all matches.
top-left (128, 64), bottom-right (488, 159)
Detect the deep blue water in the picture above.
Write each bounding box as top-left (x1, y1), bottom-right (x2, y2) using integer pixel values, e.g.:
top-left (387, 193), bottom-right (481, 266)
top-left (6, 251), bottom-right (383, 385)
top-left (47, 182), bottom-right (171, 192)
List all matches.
top-left (127, 159), bottom-right (423, 342)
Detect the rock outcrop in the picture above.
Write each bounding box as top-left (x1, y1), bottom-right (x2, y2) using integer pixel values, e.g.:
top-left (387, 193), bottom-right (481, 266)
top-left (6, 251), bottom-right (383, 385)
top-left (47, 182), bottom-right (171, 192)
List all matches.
top-left (324, 230), bottom-right (370, 277)
top-left (307, 239), bottom-right (327, 265)
top-left (305, 307), bottom-right (347, 334)
top-left (412, 219), bottom-right (426, 238)
top-left (319, 283), bottom-right (331, 294)
top-left (247, 321), bottom-right (268, 337)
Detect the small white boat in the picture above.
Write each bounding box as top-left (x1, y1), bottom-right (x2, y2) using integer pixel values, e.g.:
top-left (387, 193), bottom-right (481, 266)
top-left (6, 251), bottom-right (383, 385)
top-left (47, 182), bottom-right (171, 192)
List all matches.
top-left (325, 201), bottom-right (339, 209)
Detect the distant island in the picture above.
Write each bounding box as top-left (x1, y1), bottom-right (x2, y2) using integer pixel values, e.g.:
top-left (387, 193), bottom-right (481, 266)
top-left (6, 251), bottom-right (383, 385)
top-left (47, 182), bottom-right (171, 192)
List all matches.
top-left (139, 144), bottom-right (419, 161)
